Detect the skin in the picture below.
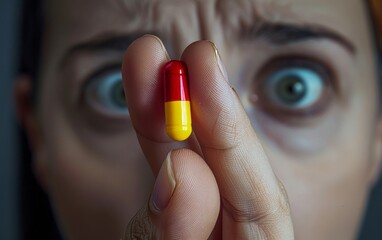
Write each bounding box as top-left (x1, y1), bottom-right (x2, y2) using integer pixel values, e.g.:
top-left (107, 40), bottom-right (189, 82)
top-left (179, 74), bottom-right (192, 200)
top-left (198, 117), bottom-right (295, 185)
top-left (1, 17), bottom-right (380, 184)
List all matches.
top-left (16, 0), bottom-right (382, 239)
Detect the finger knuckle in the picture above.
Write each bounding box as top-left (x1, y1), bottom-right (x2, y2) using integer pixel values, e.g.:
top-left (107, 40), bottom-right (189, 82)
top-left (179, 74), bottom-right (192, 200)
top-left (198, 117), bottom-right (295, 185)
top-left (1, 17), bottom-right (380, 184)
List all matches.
top-left (223, 189), bottom-right (291, 225)
top-left (124, 205), bottom-right (156, 240)
top-left (211, 108), bottom-right (240, 149)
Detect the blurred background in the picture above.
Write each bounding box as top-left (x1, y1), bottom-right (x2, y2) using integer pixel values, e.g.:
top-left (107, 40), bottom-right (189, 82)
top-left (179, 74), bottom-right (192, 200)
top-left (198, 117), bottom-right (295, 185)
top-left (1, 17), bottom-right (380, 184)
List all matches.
top-left (1, 0), bottom-right (382, 239)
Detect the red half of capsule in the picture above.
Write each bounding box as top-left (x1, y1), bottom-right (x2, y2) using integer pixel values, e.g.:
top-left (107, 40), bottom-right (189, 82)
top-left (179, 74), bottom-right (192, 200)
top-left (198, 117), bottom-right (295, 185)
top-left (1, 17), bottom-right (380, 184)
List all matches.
top-left (164, 60), bottom-right (190, 102)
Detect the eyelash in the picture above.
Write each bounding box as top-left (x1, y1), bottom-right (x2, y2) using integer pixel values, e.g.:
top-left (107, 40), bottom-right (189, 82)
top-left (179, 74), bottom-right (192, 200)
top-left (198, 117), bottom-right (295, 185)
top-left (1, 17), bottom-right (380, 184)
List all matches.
top-left (257, 55), bottom-right (337, 88)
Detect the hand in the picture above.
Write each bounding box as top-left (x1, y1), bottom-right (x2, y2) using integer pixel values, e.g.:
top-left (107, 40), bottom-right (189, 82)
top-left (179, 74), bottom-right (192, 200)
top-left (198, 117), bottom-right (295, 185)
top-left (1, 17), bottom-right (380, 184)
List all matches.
top-left (121, 35), bottom-right (294, 239)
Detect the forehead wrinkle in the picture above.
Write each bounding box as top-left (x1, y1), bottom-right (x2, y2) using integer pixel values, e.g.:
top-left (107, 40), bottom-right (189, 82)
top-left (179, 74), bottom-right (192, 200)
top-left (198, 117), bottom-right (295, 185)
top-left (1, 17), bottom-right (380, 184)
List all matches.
top-left (117, 0), bottom-right (153, 24)
top-left (216, 0), bottom-right (295, 30)
top-left (118, 0), bottom-right (295, 30)
top-left (117, 0), bottom-right (203, 32)
top-left (118, 0), bottom-right (199, 16)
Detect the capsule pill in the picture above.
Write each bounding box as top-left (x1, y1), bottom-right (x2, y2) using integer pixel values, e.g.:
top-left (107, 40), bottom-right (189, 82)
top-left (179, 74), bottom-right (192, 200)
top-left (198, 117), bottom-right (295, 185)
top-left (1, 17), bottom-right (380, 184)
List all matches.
top-left (163, 60), bottom-right (192, 141)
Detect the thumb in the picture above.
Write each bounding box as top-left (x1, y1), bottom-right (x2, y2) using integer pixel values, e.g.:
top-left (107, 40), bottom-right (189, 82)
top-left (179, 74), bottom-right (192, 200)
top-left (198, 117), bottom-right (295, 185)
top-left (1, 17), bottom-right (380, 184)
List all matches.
top-left (124, 149), bottom-right (220, 239)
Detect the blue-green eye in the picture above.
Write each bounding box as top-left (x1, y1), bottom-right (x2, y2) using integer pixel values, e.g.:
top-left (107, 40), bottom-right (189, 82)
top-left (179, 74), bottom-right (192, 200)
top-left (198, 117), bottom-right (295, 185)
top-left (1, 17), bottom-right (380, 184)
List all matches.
top-left (85, 70), bottom-right (128, 116)
top-left (265, 67), bottom-right (324, 109)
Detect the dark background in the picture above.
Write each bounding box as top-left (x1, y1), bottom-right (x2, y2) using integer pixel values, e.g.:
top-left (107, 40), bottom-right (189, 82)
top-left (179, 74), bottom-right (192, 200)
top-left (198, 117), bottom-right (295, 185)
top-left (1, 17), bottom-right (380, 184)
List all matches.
top-left (1, 0), bottom-right (21, 239)
top-left (0, 0), bottom-right (381, 239)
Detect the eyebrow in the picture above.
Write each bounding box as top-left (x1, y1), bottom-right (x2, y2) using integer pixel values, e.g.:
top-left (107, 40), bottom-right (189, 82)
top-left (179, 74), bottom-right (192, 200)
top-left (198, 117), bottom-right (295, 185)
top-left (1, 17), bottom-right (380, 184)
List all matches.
top-left (60, 31), bottom-right (156, 66)
top-left (245, 22), bottom-right (356, 54)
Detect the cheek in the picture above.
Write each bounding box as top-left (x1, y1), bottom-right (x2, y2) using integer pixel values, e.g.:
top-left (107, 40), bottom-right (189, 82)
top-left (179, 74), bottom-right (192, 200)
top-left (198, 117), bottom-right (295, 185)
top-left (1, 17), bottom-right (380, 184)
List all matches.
top-left (263, 119), bottom-right (374, 239)
top-left (42, 113), bottom-right (153, 240)
top-left (251, 108), bottom-right (342, 155)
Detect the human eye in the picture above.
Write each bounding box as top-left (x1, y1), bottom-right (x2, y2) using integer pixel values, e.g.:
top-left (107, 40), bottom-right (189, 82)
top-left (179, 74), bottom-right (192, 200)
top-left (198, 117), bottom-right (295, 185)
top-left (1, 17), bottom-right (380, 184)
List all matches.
top-left (84, 66), bottom-right (128, 118)
top-left (251, 57), bottom-right (335, 123)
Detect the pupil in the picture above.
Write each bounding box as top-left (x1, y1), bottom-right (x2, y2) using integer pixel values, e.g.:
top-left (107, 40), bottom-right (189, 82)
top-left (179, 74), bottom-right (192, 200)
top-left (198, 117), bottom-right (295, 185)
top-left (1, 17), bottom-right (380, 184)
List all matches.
top-left (276, 75), bottom-right (306, 103)
top-left (111, 81), bottom-right (127, 107)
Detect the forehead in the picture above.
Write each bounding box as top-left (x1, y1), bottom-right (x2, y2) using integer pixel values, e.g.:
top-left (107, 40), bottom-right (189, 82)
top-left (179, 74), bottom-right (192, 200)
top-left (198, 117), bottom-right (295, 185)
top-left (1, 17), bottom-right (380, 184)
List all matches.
top-left (44, 0), bottom-right (364, 40)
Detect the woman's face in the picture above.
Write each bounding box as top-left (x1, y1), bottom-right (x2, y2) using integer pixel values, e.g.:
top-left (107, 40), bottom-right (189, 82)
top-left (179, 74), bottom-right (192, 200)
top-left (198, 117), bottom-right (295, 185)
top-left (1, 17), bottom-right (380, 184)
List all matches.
top-left (25, 0), bottom-right (382, 239)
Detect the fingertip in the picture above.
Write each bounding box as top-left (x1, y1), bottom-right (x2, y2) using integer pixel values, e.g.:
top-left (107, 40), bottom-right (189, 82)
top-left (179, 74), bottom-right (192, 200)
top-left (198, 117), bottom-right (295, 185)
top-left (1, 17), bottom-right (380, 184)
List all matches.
top-left (123, 34), bottom-right (169, 66)
top-left (181, 40), bottom-right (219, 72)
top-left (122, 34), bottom-right (170, 90)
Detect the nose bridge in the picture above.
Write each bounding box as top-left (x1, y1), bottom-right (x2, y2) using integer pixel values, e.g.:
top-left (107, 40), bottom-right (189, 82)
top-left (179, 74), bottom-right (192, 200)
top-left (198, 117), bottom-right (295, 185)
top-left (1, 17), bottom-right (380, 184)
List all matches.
top-left (152, 0), bottom-right (225, 57)
top-left (196, 0), bottom-right (223, 42)
top-left (152, 1), bottom-right (199, 56)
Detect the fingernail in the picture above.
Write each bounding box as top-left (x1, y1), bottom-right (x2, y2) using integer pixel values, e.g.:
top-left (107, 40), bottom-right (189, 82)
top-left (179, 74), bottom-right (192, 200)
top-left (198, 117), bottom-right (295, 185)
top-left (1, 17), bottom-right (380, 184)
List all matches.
top-left (208, 41), bottom-right (228, 81)
top-left (142, 34), bottom-right (170, 60)
top-left (150, 152), bottom-right (176, 212)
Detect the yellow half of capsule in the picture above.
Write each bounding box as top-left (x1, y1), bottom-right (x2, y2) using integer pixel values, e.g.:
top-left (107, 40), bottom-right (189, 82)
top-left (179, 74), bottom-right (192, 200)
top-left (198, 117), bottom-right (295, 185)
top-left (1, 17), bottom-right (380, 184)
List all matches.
top-left (165, 101), bottom-right (192, 141)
